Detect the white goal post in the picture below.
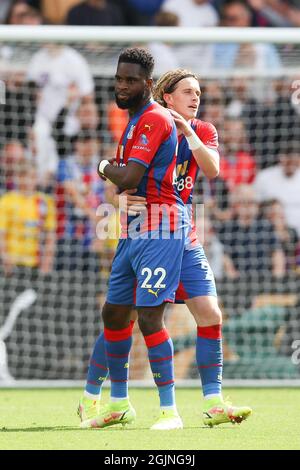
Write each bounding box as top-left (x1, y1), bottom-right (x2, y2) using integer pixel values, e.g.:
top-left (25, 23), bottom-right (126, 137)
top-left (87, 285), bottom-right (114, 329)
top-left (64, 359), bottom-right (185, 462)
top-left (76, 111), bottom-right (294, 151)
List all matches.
top-left (0, 25), bottom-right (300, 43)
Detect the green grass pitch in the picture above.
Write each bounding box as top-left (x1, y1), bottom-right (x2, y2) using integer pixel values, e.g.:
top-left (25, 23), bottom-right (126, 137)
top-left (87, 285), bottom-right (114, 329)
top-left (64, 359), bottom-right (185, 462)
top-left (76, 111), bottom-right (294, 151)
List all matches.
top-left (0, 388), bottom-right (300, 450)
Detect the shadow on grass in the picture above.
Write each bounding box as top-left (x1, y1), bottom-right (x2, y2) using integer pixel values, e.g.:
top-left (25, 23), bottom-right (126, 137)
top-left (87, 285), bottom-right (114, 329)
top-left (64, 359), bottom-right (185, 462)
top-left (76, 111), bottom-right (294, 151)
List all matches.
top-left (0, 425), bottom-right (149, 433)
top-left (0, 424), bottom-right (240, 433)
top-left (0, 426), bottom-right (80, 433)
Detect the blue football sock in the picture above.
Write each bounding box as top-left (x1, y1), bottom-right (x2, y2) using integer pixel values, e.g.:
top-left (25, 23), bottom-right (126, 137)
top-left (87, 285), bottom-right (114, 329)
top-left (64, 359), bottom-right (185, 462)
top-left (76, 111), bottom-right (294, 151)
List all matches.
top-left (85, 331), bottom-right (108, 397)
top-left (197, 325), bottom-right (223, 397)
top-left (104, 324), bottom-right (133, 400)
top-left (144, 329), bottom-right (176, 409)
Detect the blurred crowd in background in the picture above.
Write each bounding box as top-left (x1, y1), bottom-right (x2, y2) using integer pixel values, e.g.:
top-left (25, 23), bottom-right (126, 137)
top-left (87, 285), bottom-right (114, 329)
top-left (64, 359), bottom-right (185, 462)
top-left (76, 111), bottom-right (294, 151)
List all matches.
top-left (1, 0), bottom-right (300, 28)
top-left (0, 21), bottom-right (300, 312)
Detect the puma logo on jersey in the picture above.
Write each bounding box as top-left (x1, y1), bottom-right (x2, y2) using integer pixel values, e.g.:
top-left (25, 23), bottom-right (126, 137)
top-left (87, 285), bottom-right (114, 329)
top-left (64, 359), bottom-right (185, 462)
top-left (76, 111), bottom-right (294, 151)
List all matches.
top-left (148, 289), bottom-right (160, 298)
top-left (144, 124), bottom-right (153, 132)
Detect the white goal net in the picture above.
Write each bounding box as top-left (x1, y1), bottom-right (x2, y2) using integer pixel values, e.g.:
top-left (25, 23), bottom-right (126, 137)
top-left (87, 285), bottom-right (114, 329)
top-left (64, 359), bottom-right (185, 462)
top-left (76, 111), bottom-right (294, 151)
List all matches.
top-left (0, 26), bottom-right (300, 386)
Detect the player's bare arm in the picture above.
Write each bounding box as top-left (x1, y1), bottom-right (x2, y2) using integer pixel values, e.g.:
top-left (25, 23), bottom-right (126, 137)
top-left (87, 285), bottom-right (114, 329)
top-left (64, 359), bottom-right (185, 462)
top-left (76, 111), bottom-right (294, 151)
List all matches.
top-left (169, 108), bottom-right (219, 179)
top-left (98, 160), bottom-right (147, 190)
top-left (121, 189), bottom-right (147, 216)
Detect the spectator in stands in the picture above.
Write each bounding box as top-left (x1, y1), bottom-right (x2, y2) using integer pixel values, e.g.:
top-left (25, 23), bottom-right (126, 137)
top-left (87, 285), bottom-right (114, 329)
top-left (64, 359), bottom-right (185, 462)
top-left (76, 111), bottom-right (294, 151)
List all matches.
top-left (27, 44), bottom-right (94, 189)
top-left (202, 217), bottom-right (225, 281)
top-left (5, 0), bottom-right (26, 23)
top-left (5, 0), bottom-right (43, 24)
top-left (41, 0), bottom-right (81, 24)
top-left (271, 78), bottom-right (300, 155)
top-left (202, 80), bottom-right (224, 104)
top-left (55, 125), bottom-right (106, 331)
top-left (193, 167), bottom-right (232, 229)
top-left (200, 80), bottom-right (226, 130)
top-left (219, 184), bottom-right (285, 279)
top-left (240, 78), bottom-right (300, 169)
top-left (201, 99), bottom-right (225, 133)
top-left (106, 100), bottom-right (128, 144)
top-left (147, 10), bottom-right (180, 75)
top-left (56, 129), bottom-right (105, 271)
top-left (254, 140), bottom-right (300, 236)
top-left (244, 0), bottom-right (273, 26)
top-left (217, 184), bottom-right (286, 313)
top-left (27, 45), bottom-right (94, 127)
top-left (27, 128), bottom-right (57, 192)
top-left (116, 0), bottom-right (166, 25)
top-left (245, 0), bottom-right (288, 26)
top-left (0, 0), bottom-right (13, 23)
top-left (0, 140), bottom-right (27, 193)
top-left (164, 0), bottom-right (219, 26)
top-left (219, 117), bottom-right (256, 191)
top-left (260, 199), bottom-right (299, 271)
top-left (210, 0), bottom-right (281, 70)
top-left (162, 0), bottom-right (219, 70)
top-left (66, 0), bottom-right (125, 26)
top-left (248, 0), bottom-right (300, 27)
top-left (223, 77), bottom-right (275, 168)
top-left (94, 181), bottom-right (120, 279)
top-left (0, 73), bottom-right (36, 144)
top-left (225, 77), bottom-right (254, 118)
top-left (27, 1), bottom-right (42, 9)
top-left (20, 6), bottom-right (42, 23)
top-left (0, 160), bottom-right (56, 277)
top-left (0, 159), bottom-right (56, 374)
top-left (214, 0), bottom-right (296, 26)
top-left (53, 85), bottom-right (100, 158)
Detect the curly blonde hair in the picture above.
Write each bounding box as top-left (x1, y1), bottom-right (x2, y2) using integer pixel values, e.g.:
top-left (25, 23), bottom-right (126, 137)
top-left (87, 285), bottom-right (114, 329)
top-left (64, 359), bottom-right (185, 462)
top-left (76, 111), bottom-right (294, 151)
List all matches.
top-left (153, 69), bottom-right (199, 107)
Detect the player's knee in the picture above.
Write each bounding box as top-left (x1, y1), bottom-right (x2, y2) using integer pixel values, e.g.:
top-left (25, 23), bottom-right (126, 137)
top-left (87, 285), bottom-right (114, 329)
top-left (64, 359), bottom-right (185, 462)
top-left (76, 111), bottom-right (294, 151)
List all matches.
top-left (192, 302), bottom-right (222, 326)
top-left (205, 305), bottom-right (222, 326)
top-left (102, 303), bottom-right (131, 330)
top-left (187, 296), bottom-right (223, 325)
top-left (138, 311), bottom-right (163, 337)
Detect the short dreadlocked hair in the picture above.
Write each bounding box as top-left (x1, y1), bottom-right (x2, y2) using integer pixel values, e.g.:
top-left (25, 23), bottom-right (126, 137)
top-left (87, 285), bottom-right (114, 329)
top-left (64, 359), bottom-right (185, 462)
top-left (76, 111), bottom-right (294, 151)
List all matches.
top-left (118, 47), bottom-right (155, 79)
top-left (154, 69), bottom-right (199, 107)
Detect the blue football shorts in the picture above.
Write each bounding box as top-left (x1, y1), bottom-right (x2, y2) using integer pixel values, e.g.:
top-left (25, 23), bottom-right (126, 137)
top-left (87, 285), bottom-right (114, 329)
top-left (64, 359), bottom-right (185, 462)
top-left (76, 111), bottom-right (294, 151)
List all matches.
top-left (175, 245), bottom-right (217, 303)
top-left (107, 234), bottom-right (185, 307)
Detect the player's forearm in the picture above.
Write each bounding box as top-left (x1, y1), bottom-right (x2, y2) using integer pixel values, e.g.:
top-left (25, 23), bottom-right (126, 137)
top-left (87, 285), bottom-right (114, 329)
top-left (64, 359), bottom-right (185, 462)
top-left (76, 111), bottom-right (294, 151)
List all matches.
top-left (100, 164), bottom-right (141, 190)
top-left (192, 145), bottom-right (220, 179)
top-left (182, 127), bottom-right (219, 179)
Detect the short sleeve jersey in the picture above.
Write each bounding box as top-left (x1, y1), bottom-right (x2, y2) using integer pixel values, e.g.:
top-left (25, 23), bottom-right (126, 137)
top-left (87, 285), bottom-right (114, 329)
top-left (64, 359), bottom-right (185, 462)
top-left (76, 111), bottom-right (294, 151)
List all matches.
top-left (116, 100), bottom-right (186, 234)
top-left (176, 119), bottom-right (219, 248)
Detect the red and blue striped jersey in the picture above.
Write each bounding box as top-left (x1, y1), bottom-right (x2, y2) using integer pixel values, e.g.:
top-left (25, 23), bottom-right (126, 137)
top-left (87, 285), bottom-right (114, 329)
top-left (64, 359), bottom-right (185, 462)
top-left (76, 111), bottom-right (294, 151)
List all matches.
top-left (116, 100), bottom-right (187, 234)
top-left (176, 119), bottom-right (219, 248)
